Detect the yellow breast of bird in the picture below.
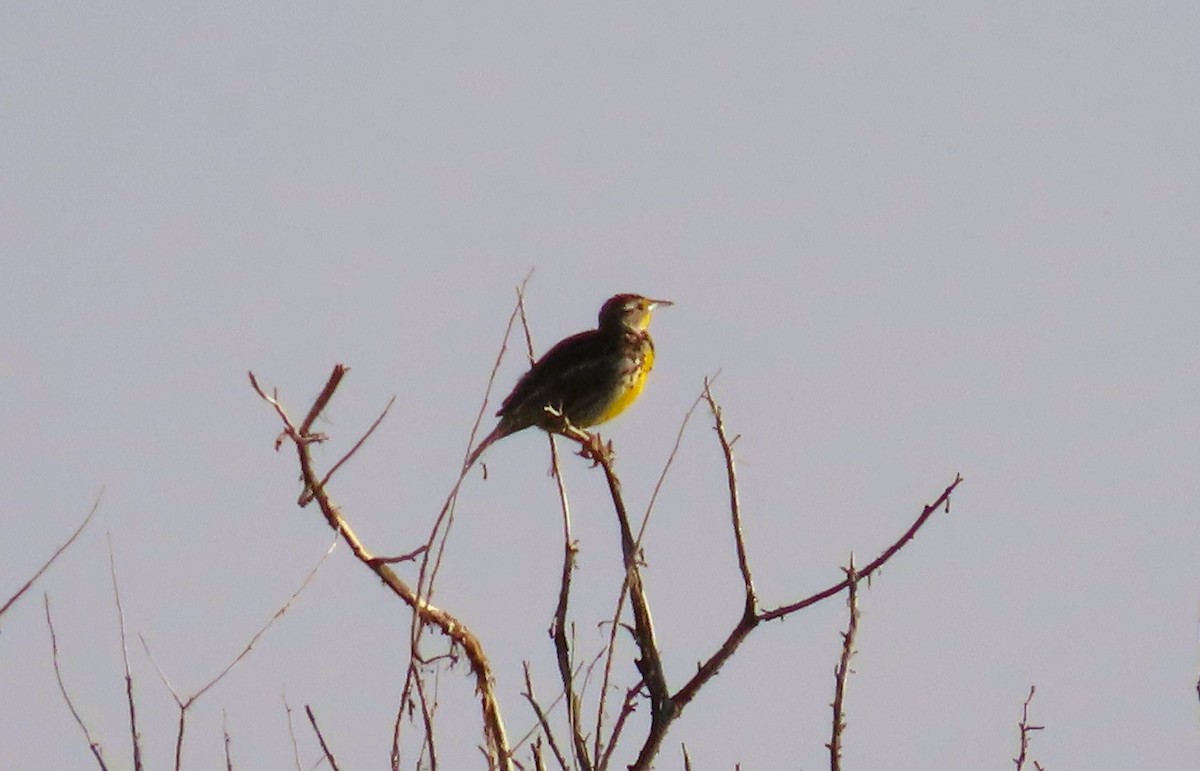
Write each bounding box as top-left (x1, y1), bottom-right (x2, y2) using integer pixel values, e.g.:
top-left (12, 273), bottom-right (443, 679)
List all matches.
top-left (593, 337), bottom-right (655, 425)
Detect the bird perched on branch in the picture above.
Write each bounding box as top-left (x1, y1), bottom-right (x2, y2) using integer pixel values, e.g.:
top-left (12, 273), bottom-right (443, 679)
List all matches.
top-left (466, 293), bottom-right (672, 469)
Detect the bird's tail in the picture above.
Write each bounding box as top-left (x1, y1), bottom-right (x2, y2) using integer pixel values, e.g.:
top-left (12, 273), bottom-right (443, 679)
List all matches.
top-left (464, 422), bottom-right (508, 472)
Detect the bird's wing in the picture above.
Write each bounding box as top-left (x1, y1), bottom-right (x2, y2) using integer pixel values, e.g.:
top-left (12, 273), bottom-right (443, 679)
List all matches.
top-left (498, 331), bottom-right (618, 427)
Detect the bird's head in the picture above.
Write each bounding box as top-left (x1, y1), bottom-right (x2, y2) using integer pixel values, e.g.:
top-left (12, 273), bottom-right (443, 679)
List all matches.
top-left (598, 293), bottom-right (673, 332)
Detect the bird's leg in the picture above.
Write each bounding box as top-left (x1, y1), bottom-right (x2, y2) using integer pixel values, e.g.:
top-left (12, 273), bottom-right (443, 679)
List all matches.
top-left (541, 406), bottom-right (612, 467)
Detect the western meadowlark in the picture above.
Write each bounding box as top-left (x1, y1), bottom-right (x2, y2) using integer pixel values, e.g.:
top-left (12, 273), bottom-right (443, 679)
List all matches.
top-left (466, 293), bottom-right (672, 468)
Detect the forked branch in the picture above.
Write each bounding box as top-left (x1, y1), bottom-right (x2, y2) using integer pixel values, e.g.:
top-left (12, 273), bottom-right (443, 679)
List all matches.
top-left (250, 366), bottom-right (513, 770)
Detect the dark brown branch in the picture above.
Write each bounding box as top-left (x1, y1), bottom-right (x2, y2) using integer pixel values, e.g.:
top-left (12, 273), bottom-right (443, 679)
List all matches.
top-left (570, 434), bottom-right (673, 771)
top-left (1013, 685), bottom-right (1044, 771)
top-left (547, 436), bottom-right (592, 770)
top-left (594, 386), bottom-right (709, 767)
top-left (598, 682), bottom-right (641, 771)
top-left (44, 594), bottom-right (109, 771)
top-left (827, 556), bottom-right (859, 771)
top-left (299, 367), bottom-right (347, 437)
top-left (701, 379), bottom-right (756, 615)
top-left (107, 535), bottom-right (143, 771)
top-left (222, 711), bottom-right (234, 771)
top-left (760, 474), bottom-right (963, 621)
top-left (306, 705), bottom-right (342, 771)
top-left (516, 290), bottom-right (592, 771)
top-left (624, 391), bottom-right (961, 769)
top-left (2, 491), bottom-right (102, 622)
top-left (668, 475), bottom-right (961, 726)
top-left (522, 662), bottom-right (571, 771)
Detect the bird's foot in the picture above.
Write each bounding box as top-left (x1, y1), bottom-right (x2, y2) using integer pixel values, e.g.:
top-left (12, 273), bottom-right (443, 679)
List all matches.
top-left (577, 431), bottom-right (613, 466)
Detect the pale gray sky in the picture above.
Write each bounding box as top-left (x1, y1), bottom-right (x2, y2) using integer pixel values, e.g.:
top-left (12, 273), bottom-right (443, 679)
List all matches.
top-left (3, 3), bottom-right (1198, 769)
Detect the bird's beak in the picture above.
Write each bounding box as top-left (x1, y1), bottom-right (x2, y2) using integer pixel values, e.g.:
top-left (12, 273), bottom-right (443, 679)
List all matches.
top-left (647, 298), bottom-right (673, 309)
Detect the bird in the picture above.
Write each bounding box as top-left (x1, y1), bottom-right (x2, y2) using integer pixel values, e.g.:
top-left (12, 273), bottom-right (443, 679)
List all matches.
top-left (465, 293), bottom-right (672, 469)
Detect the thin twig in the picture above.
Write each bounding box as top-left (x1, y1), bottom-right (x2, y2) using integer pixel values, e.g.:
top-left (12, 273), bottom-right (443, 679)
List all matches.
top-left (282, 693), bottom-right (303, 771)
top-left (622, 394), bottom-right (962, 768)
top-left (464, 269), bottom-right (535, 471)
top-left (305, 705), bottom-right (342, 771)
top-left (760, 474), bottom-right (963, 620)
top-left (702, 379), bottom-right (756, 615)
top-left (516, 287), bottom-right (590, 763)
top-left (511, 287), bottom-right (590, 768)
top-left (667, 475), bottom-right (963, 734)
top-left (522, 663), bottom-right (571, 771)
top-left (107, 535), bottom-right (143, 771)
top-left (44, 594), bottom-right (109, 770)
top-left (139, 538), bottom-right (336, 770)
top-left (521, 291), bottom-right (594, 771)
top-left (548, 434), bottom-right (590, 770)
top-left (414, 663), bottom-right (439, 771)
top-left (1013, 685), bottom-right (1044, 771)
top-left (222, 710), bottom-right (234, 771)
top-left (397, 275), bottom-right (536, 764)
top-left (2, 490), bottom-right (102, 621)
top-left (301, 395), bottom-right (396, 506)
top-left (597, 682), bottom-right (640, 771)
top-left (827, 555), bottom-right (859, 771)
top-left (191, 538), bottom-right (336, 705)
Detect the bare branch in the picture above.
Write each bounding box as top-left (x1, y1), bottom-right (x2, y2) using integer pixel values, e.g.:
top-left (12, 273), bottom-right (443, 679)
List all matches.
top-left (299, 366), bottom-right (348, 437)
top-left (760, 474), bottom-right (963, 621)
top-left (139, 537), bottom-right (335, 770)
top-left (137, 633), bottom-right (182, 706)
top-left (827, 556), bottom-right (859, 771)
top-left (394, 278), bottom-right (536, 766)
top-left (515, 282), bottom-right (592, 768)
top-left (222, 711), bottom-right (234, 771)
top-left (702, 379), bottom-right (756, 615)
top-left (573, 438), bottom-right (673, 770)
top-left (595, 381), bottom-right (710, 765)
top-left (191, 537), bottom-right (336, 705)
top-left (598, 682), bottom-right (640, 771)
top-left (1, 490), bottom-right (102, 622)
top-left (372, 543), bottom-right (429, 565)
top-left (545, 433), bottom-right (592, 770)
top-left (413, 664), bottom-right (440, 771)
top-left (44, 594), bottom-right (109, 770)
top-left (253, 366), bottom-right (513, 769)
top-left (463, 271), bottom-right (535, 471)
top-left (522, 662), bottom-right (571, 771)
top-left (1013, 685), bottom-right (1045, 771)
top-left (107, 535), bottom-right (143, 771)
top-left (617, 393), bottom-right (961, 768)
top-left (301, 395), bottom-right (397, 506)
top-left (305, 705), bottom-right (342, 771)
top-left (282, 693), bottom-right (303, 771)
